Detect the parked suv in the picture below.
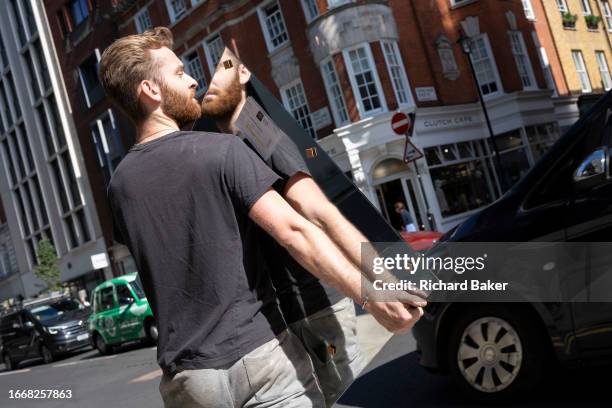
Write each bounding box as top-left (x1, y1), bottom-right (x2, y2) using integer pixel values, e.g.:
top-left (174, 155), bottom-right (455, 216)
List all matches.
top-left (0, 296), bottom-right (91, 370)
top-left (414, 92), bottom-right (612, 402)
top-left (88, 272), bottom-right (157, 355)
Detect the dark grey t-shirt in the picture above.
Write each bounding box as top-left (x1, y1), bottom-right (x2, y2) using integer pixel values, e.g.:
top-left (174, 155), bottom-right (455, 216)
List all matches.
top-left (107, 131), bottom-right (285, 374)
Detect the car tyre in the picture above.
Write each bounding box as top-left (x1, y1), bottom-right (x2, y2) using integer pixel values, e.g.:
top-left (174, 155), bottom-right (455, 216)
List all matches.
top-left (145, 319), bottom-right (158, 345)
top-left (2, 353), bottom-right (14, 371)
top-left (94, 333), bottom-right (113, 355)
top-left (40, 345), bottom-right (54, 364)
top-left (447, 304), bottom-right (550, 404)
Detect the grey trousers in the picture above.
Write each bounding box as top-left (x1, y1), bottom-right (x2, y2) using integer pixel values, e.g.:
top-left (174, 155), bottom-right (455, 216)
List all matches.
top-left (159, 330), bottom-right (324, 408)
top-left (288, 297), bottom-right (366, 407)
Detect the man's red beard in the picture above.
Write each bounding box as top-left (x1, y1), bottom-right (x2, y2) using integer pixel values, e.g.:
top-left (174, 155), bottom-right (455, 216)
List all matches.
top-left (160, 82), bottom-right (201, 129)
top-left (200, 72), bottom-right (243, 121)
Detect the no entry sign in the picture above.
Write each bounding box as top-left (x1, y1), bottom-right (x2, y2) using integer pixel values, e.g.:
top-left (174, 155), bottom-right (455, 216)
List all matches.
top-left (391, 112), bottom-right (411, 135)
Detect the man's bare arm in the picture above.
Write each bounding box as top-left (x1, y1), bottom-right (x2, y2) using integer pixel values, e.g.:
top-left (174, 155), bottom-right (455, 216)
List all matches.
top-left (283, 173), bottom-right (411, 282)
top-left (249, 188), bottom-right (425, 333)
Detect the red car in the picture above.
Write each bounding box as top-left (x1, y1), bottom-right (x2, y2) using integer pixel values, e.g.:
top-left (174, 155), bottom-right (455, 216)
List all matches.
top-left (401, 231), bottom-right (443, 252)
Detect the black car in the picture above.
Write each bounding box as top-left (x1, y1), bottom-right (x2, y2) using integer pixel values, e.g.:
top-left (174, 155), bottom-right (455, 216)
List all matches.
top-left (413, 92), bottom-right (612, 402)
top-left (0, 297), bottom-right (92, 370)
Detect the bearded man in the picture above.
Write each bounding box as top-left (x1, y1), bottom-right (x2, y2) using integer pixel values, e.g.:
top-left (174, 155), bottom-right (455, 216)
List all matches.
top-left (100, 28), bottom-right (425, 408)
top-left (195, 49), bottom-right (424, 406)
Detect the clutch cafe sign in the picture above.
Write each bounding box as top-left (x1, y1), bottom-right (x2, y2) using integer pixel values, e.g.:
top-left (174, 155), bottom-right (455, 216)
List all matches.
top-left (422, 114), bottom-right (477, 130)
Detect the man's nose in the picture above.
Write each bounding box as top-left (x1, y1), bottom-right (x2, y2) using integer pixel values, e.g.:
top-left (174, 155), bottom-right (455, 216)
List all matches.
top-left (186, 74), bottom-right (198, 89)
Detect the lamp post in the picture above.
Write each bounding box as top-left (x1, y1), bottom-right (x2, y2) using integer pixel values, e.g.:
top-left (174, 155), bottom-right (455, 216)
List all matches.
top-left (458, 31), bottom-right (509, 193)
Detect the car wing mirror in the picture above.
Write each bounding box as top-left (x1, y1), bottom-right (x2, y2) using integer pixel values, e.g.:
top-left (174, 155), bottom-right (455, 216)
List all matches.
top-left (573, 147), bottom-right (608, 188)
top-left (24, 321), bottom-right (34, 329)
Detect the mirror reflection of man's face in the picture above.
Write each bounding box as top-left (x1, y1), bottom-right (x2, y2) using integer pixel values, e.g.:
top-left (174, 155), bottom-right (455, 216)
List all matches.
top-left (200, 49), bottom-right (243, 120)
top-left (150, 46), bottom-right (201, 128)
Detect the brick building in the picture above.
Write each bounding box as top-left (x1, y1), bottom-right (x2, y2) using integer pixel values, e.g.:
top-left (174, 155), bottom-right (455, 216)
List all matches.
top-left (3, 0), bottom-right (586, 295)
top-left (526, 0), bottom-right (612, 128)
top-left (106, 0), bottom-right (562, 234)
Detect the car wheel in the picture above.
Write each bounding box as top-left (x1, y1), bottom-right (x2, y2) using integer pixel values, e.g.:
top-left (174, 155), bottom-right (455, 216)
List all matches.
top-left (40, 345), bottom-right (54, 364)
top-left (447, 305), bottom-right (549, 403)
top-left (146, 320), bottom-right (158, 345)
top-left (94, 333), bottom-right (113, 355)
top-left (2, 353), bottom-right (14, 371)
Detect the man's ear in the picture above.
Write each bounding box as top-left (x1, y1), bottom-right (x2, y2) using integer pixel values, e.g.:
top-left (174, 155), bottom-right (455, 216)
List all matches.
top-left (238, 64), bottom-right (251, 85)
top-left (139, 79), bottom-right (162, 103)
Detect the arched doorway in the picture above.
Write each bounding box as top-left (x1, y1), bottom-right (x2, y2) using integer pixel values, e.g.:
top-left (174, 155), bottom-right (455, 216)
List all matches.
top-left (372, 158), bottom-right (431, 232)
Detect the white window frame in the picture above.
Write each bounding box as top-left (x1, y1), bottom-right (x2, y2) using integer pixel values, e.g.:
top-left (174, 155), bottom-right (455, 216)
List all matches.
top-left (572, 50), bottom-right (592, 93)
top-left (342, 43), bottom-right (387, 117)
top-left (328, 0), bottom-right (353, 9)
top-left (557, 0), bottom-right (568, 13)
top-left (508, 31), bottom-right (537, 90)
top-left (320, 57), bottom-right (350, 127)
top-left (601, 0), bottom-right (612, 31)
top-left (469, 34), bottom-right (503, 99)
top-left (182, 49), bottom-right (207, 96)
top-left (280, 79), bottom-right (316, 138)
top-left (522, 0), bottom-right (535, 20)
top-left (203, 33), bottom-right (224, 76)
top-left (134, 7), bottom-right (152, 34)
top-left (595, 51), bottom-right (612, 90)
top-left (165, 0), bottom-right (187, 23)
top-left (257, 1), bottom-right (289, 53)
top-left (581, 0), bottom-right (592, 15)
top-left (380, 41), bottom-right (415, 108)
top-left (450, 0), bottom-right (477, 7)
top-left (301, 0), bottom-right (319, 23)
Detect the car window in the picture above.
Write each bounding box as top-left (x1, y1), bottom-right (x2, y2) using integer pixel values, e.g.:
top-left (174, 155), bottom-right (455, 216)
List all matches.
top-left (131, 278), bottom-right (146, 300)
top-left (99, 287), bottom-right (116, 311)
top-left (525, 107), bottom-right (608, 209)
top-left (0, 314), bottom-right (21, 331)
top-left (116, 284), bottom-right (133, 306)
top-left (29, 299), bottom-right (84, 322)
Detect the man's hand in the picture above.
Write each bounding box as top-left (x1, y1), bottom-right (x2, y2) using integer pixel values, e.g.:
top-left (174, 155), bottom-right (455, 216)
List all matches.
top-left (365, 301), bottom-right (424, 334)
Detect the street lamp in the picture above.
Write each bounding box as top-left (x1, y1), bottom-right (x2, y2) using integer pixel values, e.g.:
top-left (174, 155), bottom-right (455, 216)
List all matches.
top-left (457, 31), bottom-right (509, 193)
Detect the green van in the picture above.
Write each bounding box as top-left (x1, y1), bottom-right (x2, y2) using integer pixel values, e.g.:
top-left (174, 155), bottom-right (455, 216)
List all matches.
top-left (88, 273), bottom-right (157, 354)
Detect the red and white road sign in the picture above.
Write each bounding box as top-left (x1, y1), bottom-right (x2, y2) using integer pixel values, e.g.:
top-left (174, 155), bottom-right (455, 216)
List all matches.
top-left (391, 112), bottom-right (411, 135)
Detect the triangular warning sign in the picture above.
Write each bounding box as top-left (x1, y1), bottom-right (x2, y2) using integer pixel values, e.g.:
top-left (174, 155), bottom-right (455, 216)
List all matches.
top-left (403, 139), bottom-right (423, 163)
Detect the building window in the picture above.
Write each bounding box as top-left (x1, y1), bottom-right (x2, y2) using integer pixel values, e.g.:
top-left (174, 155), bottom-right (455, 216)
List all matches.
top-left (301, 0), bottom-right (319, 22)
top-left (280, 80), bottom-right (316, 138)
top-left (204, 34), bottom-right (224, 75)
top-left (91, 110), bottom-right (124, 186)
top-left (343, 44), bottom-right (385, 116)
top-left (135, 8), bottom-right (153, 34)
top-left (425, 139), bottom-right (499, 218)
top-left (572, 50), bottom-right (592, 92)
top-left (320, 58), bottom-right (349, 126)
top-left (381, 41), bottom-right (414, 107)
top-left (469, 34), bottom-right (502, 97)
top-left (522, 0), bottom-right (535, 20)
top-left (183, 50), bottom-right (207, 95)
top-left (69, 0), bottom-right (89, 26)
top-left (508, 31), bottom-right (536, 89)
top-left (525, 123), bottom-right (560, 162)
top-left (580, 0), bottom-right (592, 15)
top-left (258, 1), bottom-right (289, 52)
top-left (595, 51), bottom-right (612, 90)
top-left (165, 0), bottom-right (187, 22)
top-left (328, 0), bottom-right (353, 9)
top-left (602, 1), bottom-right (612, 30)
top-left (556, 0), bottom-right (568, 14)
top-left (78, 50), bottom-right (104, 108)
top-left (450, 0), bottom-right (474, 7)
